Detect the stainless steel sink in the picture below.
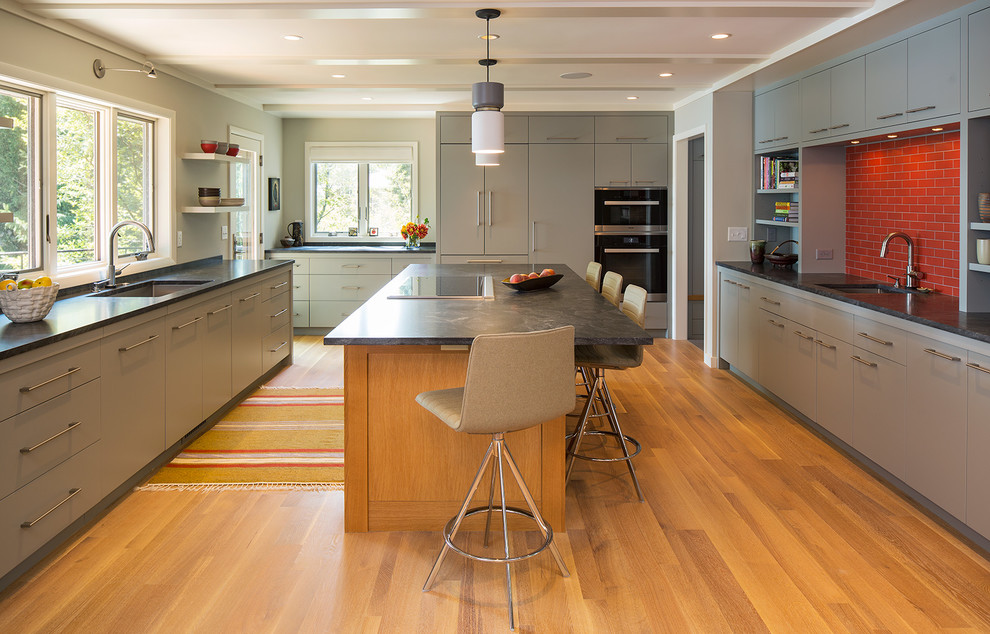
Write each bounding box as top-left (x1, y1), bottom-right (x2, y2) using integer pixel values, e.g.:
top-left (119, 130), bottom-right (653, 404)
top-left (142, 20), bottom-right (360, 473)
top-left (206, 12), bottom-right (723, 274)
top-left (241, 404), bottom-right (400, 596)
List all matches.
top-left (90, 279), bottom-right (213, 298)
top-left (817, 283), bottom-right (913, 295)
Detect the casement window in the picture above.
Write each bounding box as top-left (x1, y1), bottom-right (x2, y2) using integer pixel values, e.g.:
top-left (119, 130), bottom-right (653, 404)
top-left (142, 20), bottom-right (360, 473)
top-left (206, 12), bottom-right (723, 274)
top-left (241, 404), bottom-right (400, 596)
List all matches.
top-left (305, 142), bottom-right (417, 240)
top-left (0, 85), bottom-right (41, 272)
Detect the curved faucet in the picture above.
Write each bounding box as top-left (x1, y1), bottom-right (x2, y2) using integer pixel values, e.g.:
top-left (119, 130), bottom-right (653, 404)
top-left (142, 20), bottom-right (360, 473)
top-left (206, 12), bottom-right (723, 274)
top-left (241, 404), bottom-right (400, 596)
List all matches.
top-left (880, 231), bottom-right (922, 289)
top-left (107, 220), bottom-right (155, 287)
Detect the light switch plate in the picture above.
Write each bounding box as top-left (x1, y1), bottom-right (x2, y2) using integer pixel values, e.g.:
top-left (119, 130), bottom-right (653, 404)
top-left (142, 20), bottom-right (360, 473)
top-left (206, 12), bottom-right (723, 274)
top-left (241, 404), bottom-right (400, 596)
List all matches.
top-left (221, 225), bottom-right (228, 240)
top-left (728, 226), bottom-right (748, 242)
top-left (176, 230), bottom-right (182, 248)
top-left (816, 249), bottom-right (833, 260)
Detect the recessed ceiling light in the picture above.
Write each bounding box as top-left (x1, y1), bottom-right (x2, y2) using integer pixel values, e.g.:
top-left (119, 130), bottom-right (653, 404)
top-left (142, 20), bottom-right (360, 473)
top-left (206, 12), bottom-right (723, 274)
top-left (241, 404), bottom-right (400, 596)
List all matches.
top-left (711, 33), bottom-right (731, 40)
top-left (560, 72), bottom-right (592, 80)
top-left (626, 96), bottom-right (638, 100)
top-left (283, 34), bottom-right (303, 41)
top-left (361, 97), bottom-right (373, 101)
top-left (658, 72), bottom-right (674, 78)
top-left (479, 34), bottom-right (500, 40)
top-left (932, 127), bottom-right (944, 132)
top-left (331, 74), bottom-right (346, 79)
top-left (850, 140), bottom-right (860, 144)
top-left (887, 134), bottom-right (898, 138)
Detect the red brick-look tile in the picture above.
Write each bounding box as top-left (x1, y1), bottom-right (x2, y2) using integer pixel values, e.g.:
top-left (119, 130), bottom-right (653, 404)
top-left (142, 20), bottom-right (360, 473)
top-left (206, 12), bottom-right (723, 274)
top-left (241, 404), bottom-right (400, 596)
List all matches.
top-left (845, 132), bottom-right (960, 296)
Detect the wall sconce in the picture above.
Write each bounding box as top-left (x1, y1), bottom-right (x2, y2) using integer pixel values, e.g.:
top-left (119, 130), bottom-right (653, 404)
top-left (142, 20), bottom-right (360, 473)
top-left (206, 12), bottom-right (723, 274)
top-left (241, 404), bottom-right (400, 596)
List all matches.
top-left (93, 59), bottom-right (157, 79)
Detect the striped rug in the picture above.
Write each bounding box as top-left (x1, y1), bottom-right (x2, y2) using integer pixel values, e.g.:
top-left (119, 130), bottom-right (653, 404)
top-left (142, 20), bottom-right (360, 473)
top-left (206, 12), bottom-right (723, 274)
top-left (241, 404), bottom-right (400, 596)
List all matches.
top-left (139, 388), bottom-right (344, 491)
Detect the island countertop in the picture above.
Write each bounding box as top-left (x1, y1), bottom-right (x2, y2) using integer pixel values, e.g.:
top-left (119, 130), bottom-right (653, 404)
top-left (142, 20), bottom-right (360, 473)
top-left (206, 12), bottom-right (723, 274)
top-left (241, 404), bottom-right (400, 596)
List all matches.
top-left (323, 263), bottom-right (654, 346)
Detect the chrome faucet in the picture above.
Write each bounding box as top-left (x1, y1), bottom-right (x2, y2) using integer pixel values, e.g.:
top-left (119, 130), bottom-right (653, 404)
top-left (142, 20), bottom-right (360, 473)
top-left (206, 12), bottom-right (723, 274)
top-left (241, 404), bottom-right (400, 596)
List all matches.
top-left (106, 220), bottom-right (155, 287)
top-left (880, 231), bottom-right (923, 289)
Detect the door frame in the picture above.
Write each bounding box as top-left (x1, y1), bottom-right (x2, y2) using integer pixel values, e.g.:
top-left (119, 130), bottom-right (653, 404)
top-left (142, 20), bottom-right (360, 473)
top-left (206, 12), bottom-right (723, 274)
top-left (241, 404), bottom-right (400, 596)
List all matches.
top-left (228, 126), bottom-right (264, 260)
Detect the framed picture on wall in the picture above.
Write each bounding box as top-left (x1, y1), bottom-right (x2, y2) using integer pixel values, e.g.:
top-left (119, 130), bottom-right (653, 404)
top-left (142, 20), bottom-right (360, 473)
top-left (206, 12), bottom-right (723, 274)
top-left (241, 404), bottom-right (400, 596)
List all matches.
top-left (268, 177), bottom-right (280, 211)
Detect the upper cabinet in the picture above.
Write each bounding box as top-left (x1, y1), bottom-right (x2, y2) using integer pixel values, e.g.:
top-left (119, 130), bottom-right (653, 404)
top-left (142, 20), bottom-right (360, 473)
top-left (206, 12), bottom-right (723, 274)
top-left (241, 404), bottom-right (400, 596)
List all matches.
top-left (754, 81), bottom-right (800, 151)
top-left (593, 115), bottom-right (669, 187)
top-left (528, 116), bottom-right (595, 143)
top-left (801, 56), bottom-right (865, 143)
top-left (970, 7), bottom-right (990, 113)
top-left (439, 115), bottom-right (529, 144)
top-left (594, 115), bottom-right (668, 144)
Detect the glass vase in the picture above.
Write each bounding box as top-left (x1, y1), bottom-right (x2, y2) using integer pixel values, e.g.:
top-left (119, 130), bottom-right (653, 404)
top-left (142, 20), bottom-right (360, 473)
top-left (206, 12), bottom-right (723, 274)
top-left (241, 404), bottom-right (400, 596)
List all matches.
top-left (405, 235), bottom-right (420, 249)
top-left (750, 239), bottom-right (766, 264)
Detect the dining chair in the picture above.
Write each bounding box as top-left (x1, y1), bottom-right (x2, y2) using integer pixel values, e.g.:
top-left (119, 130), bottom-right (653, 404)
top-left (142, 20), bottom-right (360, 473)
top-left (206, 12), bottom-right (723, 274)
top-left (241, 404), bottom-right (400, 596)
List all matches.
top-left (585, 261), bottom-right (603, 292)
top-left (600, 271), bottom-right (623, 307)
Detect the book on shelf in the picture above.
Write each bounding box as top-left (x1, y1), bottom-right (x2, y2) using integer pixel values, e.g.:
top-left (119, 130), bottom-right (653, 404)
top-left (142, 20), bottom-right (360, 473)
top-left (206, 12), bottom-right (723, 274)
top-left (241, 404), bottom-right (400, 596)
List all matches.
top-left (759, 156), bottom-right (800, 190)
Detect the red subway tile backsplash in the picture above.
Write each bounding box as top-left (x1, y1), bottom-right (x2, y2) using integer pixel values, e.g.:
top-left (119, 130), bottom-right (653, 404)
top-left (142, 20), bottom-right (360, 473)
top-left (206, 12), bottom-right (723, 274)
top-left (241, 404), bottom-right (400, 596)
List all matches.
top-left (845, 132), bottom-right (960, 296)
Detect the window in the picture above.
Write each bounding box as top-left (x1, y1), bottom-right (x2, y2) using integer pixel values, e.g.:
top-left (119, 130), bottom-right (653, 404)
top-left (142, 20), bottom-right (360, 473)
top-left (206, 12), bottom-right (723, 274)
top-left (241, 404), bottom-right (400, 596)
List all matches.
top-left (306, 142), bottom-right (417, 240)
top-left (0, 85), bottom-right (40, 273)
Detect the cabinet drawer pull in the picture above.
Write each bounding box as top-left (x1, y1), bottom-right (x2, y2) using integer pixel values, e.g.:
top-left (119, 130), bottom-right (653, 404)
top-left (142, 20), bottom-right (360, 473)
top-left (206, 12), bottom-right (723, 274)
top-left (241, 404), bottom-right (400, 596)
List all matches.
top-left (773, 136), bottom-right (789, 142)
top-left (814, 339), bottom-right (836, 349)
top-left (20, 422), bottom-right (82, 454)
top-left (609, 180), bottom-right (630, 185)
top-left (760, 296), bottom-right (780, 306)
top-left (923, 348), bottom-right (960, 362)
top-left (239, 292), bottom-right (261, 302)
top-left (341, 264), bottom-right (362, 269)
top-left (19, 367), bottom-right (81, 393)
top-left (634, 180), bottom-right (657, 184)
top-left (906, 105), bottom-right (936, 113)
top-left (725, 280), bottom-right (738, 286)
top-left (271, 308), bottom-right (288, 318)
top-left (615, 136), bottom-right (648, 141)
top-left (477, 192), bottom-right (482, 227)
top-left (341, 285), bottom-right (362, 290)
top-left (829, 123), bottom-right (850, 130)
top-left (119, 334), bottom-right (159, 352)
top-left (21, 488), bottom-right (82, 528)
top-left (546, 136), bottom-right (579, 141)
top-left (758, 138), bottom-right (774, 144)
top-left (173, 316), bottom-right (203, 330)
top-left (341, 312), bottom-right (352, 317)
top-left (967, 362), bottom-right (990, 375)
top-left (850, 355), bottom-right (877, 368)
top-left (767, 319), bottom-right (784, 328)
top-left (269, 341), bottom-right (288, 353)
top-left (857, 332), bottom-right (892, 346)
top-left (793, 330), bottom-right (814, 340)
top-left (487, 191), bottom-right (493, 226)
top-left (738, 284), bottom-right (750, 290)
top-left (271, 281), bottom-right (288, 290)
top-left (208, 304), bottom-right (232, 315)
top-left (876, 112), bottom-right (904, 120)
top-left (466, 259), bottom-right (503, 263)
top-left (809, 128), bottom-right (829, 134)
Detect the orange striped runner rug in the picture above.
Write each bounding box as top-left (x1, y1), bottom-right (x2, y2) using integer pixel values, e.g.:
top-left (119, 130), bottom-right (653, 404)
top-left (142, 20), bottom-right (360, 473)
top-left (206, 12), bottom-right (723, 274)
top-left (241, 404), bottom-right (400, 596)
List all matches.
top-left (138, 388), bottom-right (343, 491)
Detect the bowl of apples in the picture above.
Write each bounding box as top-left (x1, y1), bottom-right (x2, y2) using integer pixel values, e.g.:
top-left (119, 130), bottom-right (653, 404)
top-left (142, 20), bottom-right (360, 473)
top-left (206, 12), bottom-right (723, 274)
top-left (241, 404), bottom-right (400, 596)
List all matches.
top-left (0, 276), bottom-right (59, 323)
top-left (501, 268), bottom-right (563, 292)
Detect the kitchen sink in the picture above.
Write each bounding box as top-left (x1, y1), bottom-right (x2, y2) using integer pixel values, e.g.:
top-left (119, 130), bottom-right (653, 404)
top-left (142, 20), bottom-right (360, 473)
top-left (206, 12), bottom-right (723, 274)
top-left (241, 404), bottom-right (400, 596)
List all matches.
top-left (90, 279), bottom-right (213, 298)
top-left (817, 283), bottom-right (914, 295)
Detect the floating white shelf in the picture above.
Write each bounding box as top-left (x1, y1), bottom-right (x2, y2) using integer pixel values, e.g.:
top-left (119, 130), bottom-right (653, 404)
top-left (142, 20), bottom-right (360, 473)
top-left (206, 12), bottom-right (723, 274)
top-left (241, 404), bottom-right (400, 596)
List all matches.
top-left (181, 152), bottom-right (248, 163)
top-left (969, 262), bottom-right (990, 273)
top-left (756, 219), bottom-right (798, 227)
top-left (756, 188), bottom-right (800, 195)
top-left (181, 205), bottom-right (246, 214)
top-left (970, 222), bottom-right (990, 231)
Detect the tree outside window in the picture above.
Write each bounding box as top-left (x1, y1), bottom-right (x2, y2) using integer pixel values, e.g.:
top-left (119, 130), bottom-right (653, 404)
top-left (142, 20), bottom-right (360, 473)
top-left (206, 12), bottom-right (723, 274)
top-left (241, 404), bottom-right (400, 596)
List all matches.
top-left (0, 88), bottom-right (39, 272)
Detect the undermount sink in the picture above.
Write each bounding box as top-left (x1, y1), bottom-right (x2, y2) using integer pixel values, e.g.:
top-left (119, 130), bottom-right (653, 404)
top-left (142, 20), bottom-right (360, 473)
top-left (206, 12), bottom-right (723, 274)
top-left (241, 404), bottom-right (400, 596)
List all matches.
top-left (817, 283), bottom-right (914, 295)
top-left (90, 279), bottom-right (213, 298)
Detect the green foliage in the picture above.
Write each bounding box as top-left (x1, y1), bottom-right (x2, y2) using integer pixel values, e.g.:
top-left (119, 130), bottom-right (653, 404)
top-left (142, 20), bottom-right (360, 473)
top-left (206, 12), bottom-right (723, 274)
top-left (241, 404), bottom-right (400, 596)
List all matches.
top-left (369, 163), bottom-right (412, 237)
top-left (0, 93), bottom-right (31, 271)
top-left (314, 162), bottom-right (358, 234)
top-left (56, 106), bottom-right (96, 265)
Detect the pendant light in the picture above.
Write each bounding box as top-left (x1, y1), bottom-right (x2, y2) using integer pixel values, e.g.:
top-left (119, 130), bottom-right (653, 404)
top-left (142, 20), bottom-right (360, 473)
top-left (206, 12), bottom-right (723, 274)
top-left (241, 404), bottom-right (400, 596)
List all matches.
top-left (472, 8), bottom-right (504, 155)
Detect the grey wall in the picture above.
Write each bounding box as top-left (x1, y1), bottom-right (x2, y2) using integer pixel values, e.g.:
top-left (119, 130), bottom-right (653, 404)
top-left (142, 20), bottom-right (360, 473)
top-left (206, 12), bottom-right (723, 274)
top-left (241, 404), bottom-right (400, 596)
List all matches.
top-left (0, 9), bottom-right (283, 264)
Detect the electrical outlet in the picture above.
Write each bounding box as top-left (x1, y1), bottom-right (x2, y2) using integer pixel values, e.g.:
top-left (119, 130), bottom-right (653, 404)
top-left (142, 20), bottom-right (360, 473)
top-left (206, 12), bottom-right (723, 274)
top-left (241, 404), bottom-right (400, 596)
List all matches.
top-left (728, 226), bottom-right (748, 242)
top-left (176, 230), bottom-right (182, 247)
top-left (221, 226), bottom-right (228, 240)
top-left (816, 248), bottom-right (833, 260)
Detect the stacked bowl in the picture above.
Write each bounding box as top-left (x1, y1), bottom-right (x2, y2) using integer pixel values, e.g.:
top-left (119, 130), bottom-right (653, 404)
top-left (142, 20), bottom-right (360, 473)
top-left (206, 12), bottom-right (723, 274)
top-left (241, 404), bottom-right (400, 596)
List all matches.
top-left (979, 193), bottom-right (990, 222)
top-left (199, 187), bottom-right (221, 206)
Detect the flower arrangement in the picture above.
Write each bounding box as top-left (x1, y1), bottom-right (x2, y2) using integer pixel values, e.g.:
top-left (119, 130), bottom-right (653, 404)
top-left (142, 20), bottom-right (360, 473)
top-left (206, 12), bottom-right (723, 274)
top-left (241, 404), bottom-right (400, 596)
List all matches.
top-left (401, 217), bottom-right (430, 248)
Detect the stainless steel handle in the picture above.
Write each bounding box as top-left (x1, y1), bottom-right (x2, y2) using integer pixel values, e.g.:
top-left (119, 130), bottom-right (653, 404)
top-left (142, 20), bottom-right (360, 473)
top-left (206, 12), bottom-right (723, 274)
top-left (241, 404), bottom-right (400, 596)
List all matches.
top-left (240, 292), bottom-right (262, 301)
top-left (758, 138), bottom-right (774, 144)
top-left (173, 316), bottom-right (203, 330)
top-left (546, 136), bottom-right (579, 141)
top-left (725, 280), bottom-right (738, 286)
top-left (609, 180), bottom-right (630, 185)
top-left (767, 319), bottom-right (784, 328)
top-left (923, 348), bottom-right (960, 362)
top-left (634, 180), bottom-right (657, 184)
top-left (850, 355), bottom-right (877, 367)
top-left (21, 488), bottom-right (82, 528)
top-left (773, 136), bottom-right (789, 141)
top-left (616, 136), bottom-right (648, 141)
top-left (531, 221), bottom-right (536, 253)
top-left (269, 341), bottom-right (288, 353)
top-left (809, 127), bottom-right (829, 134)
top-left (119, 334), bottom-right (159, 352)
top-left (340, 312), bottom-right (352, 317)
top-left (967, 362), bottom-right (990, 375)
top-left (815, 339), bottom-right (836, 349)
top-left (603, 200), bottom-right (659, 206)
top-left (793, 330), bottom-right (814, 340)
top-left (906, 105), bottom-right (936, 113)
top-left (341, 264), bottom-right (361, 269)
top-left (603, 248), bottom-right (661, 253)
top-left (760, 296), bottom-right (780, 306)
top-left (876, 112), bottom-right (904, 120)
top-left (208, 304), bottom-right (232, 315)
top-left (271, 308), bottom-right (288, 318)
top-left (271, 281), bottom-right (288, 290)
top-left (857, 332), bottom-right (892, 346)
top-left (477, 192), bottom-right (482, 226)
top-left (341, 285), bottom-right (362, 290)
top-left (20, 367), bottom-right (81, 393)
top-left (20, 422), bottom-right (82, 454)
top-left (738, 284), bottom-right (750, 290)
top-left (487, 191), bottom-right (492, 226)
top-left (466, 259), bottom-right (503, 263)
top-left (829, 123), bottom-right (850, 130)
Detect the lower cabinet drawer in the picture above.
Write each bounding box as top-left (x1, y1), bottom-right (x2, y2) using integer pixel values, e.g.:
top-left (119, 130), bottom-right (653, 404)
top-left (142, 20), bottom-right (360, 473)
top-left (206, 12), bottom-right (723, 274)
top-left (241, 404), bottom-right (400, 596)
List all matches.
top-left (440, 255), bottom-right (529, 265)
top-left (310, 300), bottom-right (365, 327)
top-left (263, 325), bottom-right (292, 370)
top-left (292, 301), bottom-right (310, 328)
top-left (309, 274), bottom-right (391, 301)
top-left (854, 315), bottom-right (907, 364)
top-left (0, 338), bottom-right (101, 425)
top-left (293, 275), bottom-right (310, 301)
top-left (264, 292), bottom-right (292, 333)
top-left (0, 442), bottom-right (101, 579)
top-left (0, 380), bottom-right (101, 500)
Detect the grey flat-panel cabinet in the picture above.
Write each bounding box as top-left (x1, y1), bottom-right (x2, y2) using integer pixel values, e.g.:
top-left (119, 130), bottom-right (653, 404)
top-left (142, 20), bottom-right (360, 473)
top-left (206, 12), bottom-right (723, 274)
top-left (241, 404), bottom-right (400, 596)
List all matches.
top-left (754, 81), bottom-right (800, 151)
top-left (970, 8), bottom-right (990, 112)
top-left (632, 144), bottom-right (668, 187)
top-left (801, 69), bottom-right (832, 142)
top-left (528, 143), bottom-right (594, 276)
top-left (866, 40), bottom-right (909, 128)
top-left (230, 280), bottom-right (265, 394)
top-left (852, 349), bottom-right (906, 481)
top-left (595, 143), bottom-right (668, 187)
top-left (528, 116), bottom-right (595, 143)
top-left (164, 301), bottom-right (206, 447)
top-left (482, 145), bottom-right (530, 255)
top-left (907, 20), bottom-right (960, 122)
top-left (202, 292), bottom-right (233, 417)
top-left (439, 144), bottom-right (486, 254)
top-left (815, 333), bottom-right (854, 445)
top-left (828, 57), bottom-right (866, 136)
top-left (966, 350), bottom-right (990, 538)
top-left (594, 116), bottom-right (668, 143)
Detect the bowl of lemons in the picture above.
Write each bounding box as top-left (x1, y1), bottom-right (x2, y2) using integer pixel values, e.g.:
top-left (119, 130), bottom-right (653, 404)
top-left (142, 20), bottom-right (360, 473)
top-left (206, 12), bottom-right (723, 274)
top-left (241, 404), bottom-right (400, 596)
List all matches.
top-left (0, 276), bottom-right (59, 323)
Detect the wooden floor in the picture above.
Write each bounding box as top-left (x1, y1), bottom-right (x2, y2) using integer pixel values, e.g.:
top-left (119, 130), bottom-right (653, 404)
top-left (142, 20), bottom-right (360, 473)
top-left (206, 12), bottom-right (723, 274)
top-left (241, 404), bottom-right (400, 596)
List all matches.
top-left (2, 339), bottom-right (990, 632)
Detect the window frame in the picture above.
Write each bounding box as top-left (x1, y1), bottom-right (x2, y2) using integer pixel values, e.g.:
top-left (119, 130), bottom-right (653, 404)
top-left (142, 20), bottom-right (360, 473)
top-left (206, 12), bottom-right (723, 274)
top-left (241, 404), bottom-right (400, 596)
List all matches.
top-left (0, 81), bottom-right (43, 274)
top-left (304, 141), bottom-right (418, 243)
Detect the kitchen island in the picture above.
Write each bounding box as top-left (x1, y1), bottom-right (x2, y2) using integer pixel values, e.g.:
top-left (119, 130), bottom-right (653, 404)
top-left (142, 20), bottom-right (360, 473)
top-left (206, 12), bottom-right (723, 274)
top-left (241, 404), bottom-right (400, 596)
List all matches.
top-left (324, 263), bottom-right (653, 533)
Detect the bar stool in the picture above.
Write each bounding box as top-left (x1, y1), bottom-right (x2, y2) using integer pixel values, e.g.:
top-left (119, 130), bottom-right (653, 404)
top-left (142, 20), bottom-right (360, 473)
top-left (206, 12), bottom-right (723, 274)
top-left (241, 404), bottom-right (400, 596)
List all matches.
top-left (601, 271), bottom-right (623, 307)
top-left (585, 261), bottom-right (603, 292)
top-left (418, 326), bottom-right (575, 630)
top-left (567, 284), bottom-right (647, 502)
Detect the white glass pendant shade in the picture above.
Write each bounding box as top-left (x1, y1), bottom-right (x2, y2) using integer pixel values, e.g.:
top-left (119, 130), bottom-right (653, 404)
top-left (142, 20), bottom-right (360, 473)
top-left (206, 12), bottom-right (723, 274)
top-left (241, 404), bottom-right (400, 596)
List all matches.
top-left (475, 152), bottom-right (500, 166)
top-left (472, 110), bottom-right (504, 154)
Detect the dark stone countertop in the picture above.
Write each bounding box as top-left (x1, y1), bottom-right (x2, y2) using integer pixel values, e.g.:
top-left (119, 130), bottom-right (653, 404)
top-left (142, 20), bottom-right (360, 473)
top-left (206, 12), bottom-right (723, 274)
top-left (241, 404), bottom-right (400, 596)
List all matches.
top-left (718, 261), bottom-right (990, 345)
top-left (324, 264), bottom-right (654, 346)
top-left (0, 257), bottom-right (291, 361)
top-left (265, 244), bottom-right (436, 254)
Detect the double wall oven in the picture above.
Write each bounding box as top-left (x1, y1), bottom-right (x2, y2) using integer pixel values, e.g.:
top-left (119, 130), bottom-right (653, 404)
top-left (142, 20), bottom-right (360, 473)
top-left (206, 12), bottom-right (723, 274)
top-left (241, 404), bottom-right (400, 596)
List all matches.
top-left (594, 187), bottom-right (667, 301)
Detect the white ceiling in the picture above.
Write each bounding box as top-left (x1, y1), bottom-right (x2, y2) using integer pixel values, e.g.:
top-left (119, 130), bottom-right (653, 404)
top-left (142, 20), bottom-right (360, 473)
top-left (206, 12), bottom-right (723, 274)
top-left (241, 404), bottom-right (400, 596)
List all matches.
top-left (10, 0), bottom-right (970, 117)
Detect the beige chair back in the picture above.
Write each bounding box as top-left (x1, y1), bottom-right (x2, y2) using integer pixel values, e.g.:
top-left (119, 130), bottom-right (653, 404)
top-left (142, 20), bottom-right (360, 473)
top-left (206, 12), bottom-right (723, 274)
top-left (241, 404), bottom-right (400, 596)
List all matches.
top-left (601, 271), bottom-right (623, 307)
top-left (620, 284), bottom-right (648, 328)
top-left (456, 326), bottom-right (576, 435)
top-left (585, 261), bottom-right (603, 292)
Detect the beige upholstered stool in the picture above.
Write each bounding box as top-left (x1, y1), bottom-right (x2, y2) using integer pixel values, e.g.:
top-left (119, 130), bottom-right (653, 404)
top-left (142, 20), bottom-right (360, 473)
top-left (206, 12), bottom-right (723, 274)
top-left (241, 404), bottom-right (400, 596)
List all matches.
top-left (601, 270), bottom-right (623, 307)
top-left (585, 261), bottom-right (603, 292)
top-left (568, 284), bottom-right (647, 502)
top-left (418, 326), bottom-right (575, 630)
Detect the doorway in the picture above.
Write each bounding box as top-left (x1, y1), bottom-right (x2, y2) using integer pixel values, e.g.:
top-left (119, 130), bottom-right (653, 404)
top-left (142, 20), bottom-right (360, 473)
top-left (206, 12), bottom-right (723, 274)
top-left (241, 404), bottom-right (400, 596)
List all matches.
top-left (228, 129), bottom-right (263, 260)
top-left (687, 137), bottom-right (706, 345)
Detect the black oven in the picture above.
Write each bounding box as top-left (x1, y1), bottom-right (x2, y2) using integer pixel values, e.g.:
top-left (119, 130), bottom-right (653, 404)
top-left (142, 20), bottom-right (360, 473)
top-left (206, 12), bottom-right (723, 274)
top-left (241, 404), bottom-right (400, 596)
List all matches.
top-left (594, 187), bottom-right (667, 230)
top-left (594, 187), bottom-right (667, 301)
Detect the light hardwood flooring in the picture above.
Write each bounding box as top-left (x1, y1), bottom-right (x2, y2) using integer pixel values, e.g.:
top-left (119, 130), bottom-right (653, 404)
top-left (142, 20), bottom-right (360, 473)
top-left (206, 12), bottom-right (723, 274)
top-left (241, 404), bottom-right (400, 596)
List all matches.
top-left (1, 339), bottom-right (989, 632)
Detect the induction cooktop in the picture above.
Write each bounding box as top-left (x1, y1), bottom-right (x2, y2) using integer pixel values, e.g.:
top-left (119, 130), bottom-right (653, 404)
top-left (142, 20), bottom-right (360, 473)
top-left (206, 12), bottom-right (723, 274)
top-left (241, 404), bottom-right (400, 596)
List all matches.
top-left (387, 275), bottom-right (495, 300)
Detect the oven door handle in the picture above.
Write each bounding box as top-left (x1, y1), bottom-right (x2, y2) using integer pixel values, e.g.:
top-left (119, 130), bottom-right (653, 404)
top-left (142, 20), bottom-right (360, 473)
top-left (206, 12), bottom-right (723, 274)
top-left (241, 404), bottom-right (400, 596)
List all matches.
top-left (603, 200), bottom-right (659, 206)
top-left (603, 248), bottom-right (661, 254)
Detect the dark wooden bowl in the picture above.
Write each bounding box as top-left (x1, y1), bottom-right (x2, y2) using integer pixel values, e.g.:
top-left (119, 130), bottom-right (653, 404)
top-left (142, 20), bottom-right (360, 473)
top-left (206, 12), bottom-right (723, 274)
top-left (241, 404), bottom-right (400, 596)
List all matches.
top-left (501, 274), bottom-right (563, 291)
top-left (766, 252), bottom-right (798, 269)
